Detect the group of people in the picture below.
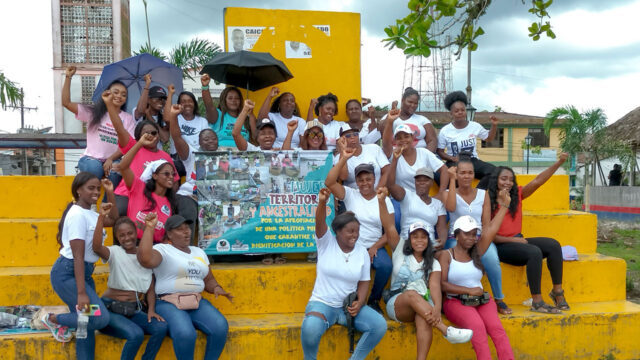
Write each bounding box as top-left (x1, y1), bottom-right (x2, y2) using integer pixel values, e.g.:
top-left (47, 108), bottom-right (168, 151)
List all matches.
top-left (42, 65), bottom-right (571, 360)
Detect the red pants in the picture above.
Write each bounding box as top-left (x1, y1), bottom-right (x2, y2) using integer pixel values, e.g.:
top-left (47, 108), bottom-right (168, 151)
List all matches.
top-left (443, 297), bottom-right (514, 360)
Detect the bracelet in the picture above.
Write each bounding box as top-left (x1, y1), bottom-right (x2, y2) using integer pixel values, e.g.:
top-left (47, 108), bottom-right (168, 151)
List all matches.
top-left (499, 203), bottom-right (509, 208)
top-left (202, 86), bottom-right (210, 91)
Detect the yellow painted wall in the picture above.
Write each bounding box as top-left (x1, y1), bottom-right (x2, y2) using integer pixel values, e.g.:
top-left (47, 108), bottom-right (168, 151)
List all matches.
top-left (224, 8), bottom-right (361, 122)
top-left (478, 127), bottom-right (562, 162)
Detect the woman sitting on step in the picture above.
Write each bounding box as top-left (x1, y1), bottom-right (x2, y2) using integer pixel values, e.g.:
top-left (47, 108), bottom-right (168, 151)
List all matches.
top-left (487, 153), bottom-right (571, 314)
top-left (137, 213), bottom-right (233, 360)
top-left (300, 188), bottom-right (387, 360)
top-left (92, 206), bottom-right (168, 360)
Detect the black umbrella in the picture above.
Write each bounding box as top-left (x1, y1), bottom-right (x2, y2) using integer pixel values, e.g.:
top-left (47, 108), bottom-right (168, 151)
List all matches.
top-left (199, 51), bottom-right (294, 92)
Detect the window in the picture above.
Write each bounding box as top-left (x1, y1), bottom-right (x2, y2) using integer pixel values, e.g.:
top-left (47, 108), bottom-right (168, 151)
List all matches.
top-left (481, 128), bottom-right (504, 148)
top-left (60, 1), bottom-right (113, 65)
top-left (81, 76), bottom-right (96, 104)
top-left (528, 128), bottom-right (550, 147)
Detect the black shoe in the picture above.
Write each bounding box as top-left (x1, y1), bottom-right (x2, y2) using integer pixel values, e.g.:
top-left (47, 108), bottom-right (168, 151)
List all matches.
top-left (367, 300), bottom-right (383, 314)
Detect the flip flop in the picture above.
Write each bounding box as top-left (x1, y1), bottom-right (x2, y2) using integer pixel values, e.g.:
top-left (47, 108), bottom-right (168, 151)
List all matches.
top-left (496, 300), bottom-right (513, 315)
top-left (531, 300), bottom-right (562, 314)
top-left (261, 254), bottom-right (274, 265)
top-left (274, 255), bottom-right (287, 265)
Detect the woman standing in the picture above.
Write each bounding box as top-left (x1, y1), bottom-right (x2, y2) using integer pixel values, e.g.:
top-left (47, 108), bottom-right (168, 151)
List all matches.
top-left (257, 86), bottom-right (307, 148)
top-left (381, 88), bottom-right (437, 152)
top-left (137, 214), bottom-right (233, 360)
top-left (41, 173), bottom-right (118, 358)
top-left (300, 188), bottom-right (387, 360)
top-left (487, 154), bottom-right (570, 314)
top-left (345, 99), bottom-right (380, 144)
top-left (204, 85), bottom-right (254, 148)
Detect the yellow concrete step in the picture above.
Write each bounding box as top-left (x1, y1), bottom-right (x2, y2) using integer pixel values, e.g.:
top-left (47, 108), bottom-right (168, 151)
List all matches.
top-left (0, 255), bottom-right (625, 310)
top-left (1, 301), bottom-right (639, 359)
top-left (522, 210), bottom-right (597, 253)
top-left (517, 174), bottom-right (570, 212)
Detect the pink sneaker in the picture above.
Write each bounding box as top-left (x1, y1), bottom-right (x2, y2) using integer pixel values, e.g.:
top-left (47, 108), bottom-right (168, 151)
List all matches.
top-left (41, 313), bottom-right (73, 343)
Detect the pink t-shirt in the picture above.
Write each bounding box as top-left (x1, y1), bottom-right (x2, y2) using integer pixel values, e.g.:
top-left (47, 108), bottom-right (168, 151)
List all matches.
top-left (76, 104), bottom-right (136, 161)
top-left (114, 137), bottom-right (179, 196)
top-left (127, 176), bottom-right (172, 243)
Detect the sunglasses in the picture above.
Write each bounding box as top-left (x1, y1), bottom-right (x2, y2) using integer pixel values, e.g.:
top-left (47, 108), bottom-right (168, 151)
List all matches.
top-left (144, 130), bottom-right (159, 136)
top-left (157, 171), bottom-right (175, 177)
top-left (308, 131), bottom-right (324, 140)
top-left (343, 132), bottom-right (359, 139)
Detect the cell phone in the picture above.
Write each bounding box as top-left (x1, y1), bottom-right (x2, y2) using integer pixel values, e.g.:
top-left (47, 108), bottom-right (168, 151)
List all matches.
top-left (77, 304), bottom-right (102, 316)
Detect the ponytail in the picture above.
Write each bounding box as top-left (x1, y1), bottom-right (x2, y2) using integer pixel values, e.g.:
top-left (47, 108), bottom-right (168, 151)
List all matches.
top-left (56, 171), bottom-right (99, 249)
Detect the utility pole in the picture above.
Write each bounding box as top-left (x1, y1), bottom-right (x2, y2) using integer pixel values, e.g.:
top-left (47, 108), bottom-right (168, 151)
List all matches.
top-left (7, 88), bottom-right (38, 175)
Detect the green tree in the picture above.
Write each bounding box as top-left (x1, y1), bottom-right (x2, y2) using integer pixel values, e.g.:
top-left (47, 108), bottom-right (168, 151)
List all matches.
top-left (134, 38), bottom-right (221, 81)
top-left (133, 43), bottom-right (167, 61)
top-left (0, 71), bottom-right (23, 110)
top-left (384, 0), bottom-right (555, 58)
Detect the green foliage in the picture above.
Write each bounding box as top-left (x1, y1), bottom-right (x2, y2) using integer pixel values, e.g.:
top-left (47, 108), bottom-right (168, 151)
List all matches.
top-left (543, 106), bottom-right (609, 156)
top-left (374, 105), bottom-right (389, 112)
top-left (169, 38), bottom-right (221, 81)
top-left (521, 140), bottom-right (542, 155)
top-left (0, 71), bottom-right (23, 110)
top-left (384, 0), bottom-right (554, 58)
top-left (133, 43), bottom-right (167, 61)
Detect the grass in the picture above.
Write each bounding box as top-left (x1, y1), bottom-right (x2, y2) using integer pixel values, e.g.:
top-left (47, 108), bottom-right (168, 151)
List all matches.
top-left (597, 227), bottom-right (640, 300)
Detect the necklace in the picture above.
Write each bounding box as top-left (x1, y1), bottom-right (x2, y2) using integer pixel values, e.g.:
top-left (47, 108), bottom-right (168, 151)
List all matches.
top-left (342, 251), bottom-right (352, 263)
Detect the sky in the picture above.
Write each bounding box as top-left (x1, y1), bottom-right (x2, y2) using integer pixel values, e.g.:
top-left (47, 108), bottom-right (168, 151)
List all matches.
top-left (0, 0), bottom-right (639, 133)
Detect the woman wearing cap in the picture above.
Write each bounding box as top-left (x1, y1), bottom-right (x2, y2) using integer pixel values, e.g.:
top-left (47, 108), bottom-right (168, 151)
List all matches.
top-left (487, 154), bottom-right (570, 314)
top-left (300, 188), bottom-right (387, 360)
top-left (62, 66), bottom-right (134, 185)
top-left (133, 74), bottom-right (170, 147)
top-left (204, 84), bottom-right (254, 148)
top-left (444, 155), bottom-right (510, 315)
top-left (257, 86), bottom-right (307, 148)
top-left (325, 146), bottom-right (394, 313)
top-left (380, 88), bottom-right (437, 152)
top-left (306, 93), bottom-right (348, 151)
top-left (298, 120), bottom-right (327, 150)
top-left (138, 213), bottom-right (233, 360)
top-left (333, 127), bottom-right (390, 190)
top-left (437, 91), bottom-right (498, 188)
top-left (233, 100), bottom-right (299, 151)
top-left (384, 212), bottom-right (474, 359)
top-left (438, 189), bottom-right (514, 360)
top-left (345, 99), bottom-right (381, 144)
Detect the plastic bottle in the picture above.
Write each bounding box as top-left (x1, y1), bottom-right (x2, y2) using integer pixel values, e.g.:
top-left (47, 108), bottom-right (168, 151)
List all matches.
top-left (76, 313), bottom-right (89, 339)
top-left (423, 289), bottom-right (431, 302)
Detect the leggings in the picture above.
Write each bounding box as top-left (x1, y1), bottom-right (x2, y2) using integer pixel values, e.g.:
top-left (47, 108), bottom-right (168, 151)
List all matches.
top-left (495, 237), bottom-right (563, 295)
top-left (444, 157), bottom-right (496, 189)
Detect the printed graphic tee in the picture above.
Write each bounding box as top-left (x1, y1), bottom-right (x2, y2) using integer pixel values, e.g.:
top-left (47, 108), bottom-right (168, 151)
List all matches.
top-left (437, 121), bottom-right (489, 158)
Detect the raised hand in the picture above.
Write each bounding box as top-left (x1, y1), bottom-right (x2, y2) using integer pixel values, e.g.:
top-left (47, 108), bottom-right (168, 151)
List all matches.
top-left (169, 104), bottom-right (183, 117)
top-left (101, 90), bottom-right (116, 109)
top-left (376, 187), bottom-right (389, 200)
top-left (387, 103), bottom-right (401, 120)
top-left (447, 166), bottom-right (457, 180)
top-left (286, 119), bottom-right (298, 133)
top-left (490, 115), bottom-right (499, 126)
top-left (65, 66), bottom-right (76, 78)
top-left (318, 187), bottom-right (331, 203)
top-left (559, 152), bottom-right (569, 162)
top-left (392, 145), bottom-right (404, 159)
top-left (167, 84), bottom-right (175, 95)
top-left (201, 73), bottom-right (210, 87)
top-left (310, 98), bottom-right (318, 107)
top-left (497, 189), bottom-right (511, 208)
top-left (139, 133), bottom-right (156, 147)
top-left (392, 100), bottom-right (398, 109)
top-left (145, 212), bottom-right (158, 229)
top-left (101, 178), bottom-right (113, 193)
top-left (99, 202), bottom-right (112, 216)
top-left (340, 142), bottom-right (356, 159)
top-left (243, 99), bottom-right (255, 112)
top-left (269, 87), bottom-right (280, 98)
top-left (144, 74), bottom-right (152, 87)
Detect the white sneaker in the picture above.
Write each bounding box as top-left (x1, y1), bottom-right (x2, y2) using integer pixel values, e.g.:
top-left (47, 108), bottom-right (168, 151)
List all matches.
top-left (444, 326), bottom-right (473, 344)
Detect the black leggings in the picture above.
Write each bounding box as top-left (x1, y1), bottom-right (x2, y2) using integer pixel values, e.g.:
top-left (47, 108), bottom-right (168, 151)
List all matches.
top-left (443, 157), bottom-right (496, 189)
top-left (496, 237), bottom-right (563, 295)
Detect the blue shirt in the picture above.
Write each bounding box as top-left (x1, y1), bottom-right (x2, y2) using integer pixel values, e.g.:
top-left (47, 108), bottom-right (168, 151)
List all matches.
top-left (211, 108), bottom-right (249, 148)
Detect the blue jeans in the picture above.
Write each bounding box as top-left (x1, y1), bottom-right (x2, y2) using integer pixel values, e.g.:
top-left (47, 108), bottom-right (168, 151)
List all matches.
top-left (445, 237), bottom-right (504, 300)
top-left (300, 300), bottom-right (387, 360)
top-left (370, 247), bottom-right (392, 303)
top-left (50, 256), bottom-right (110, 360)
top-left (155, 297), bottom-right (228, 360)
top-left (100, 297), bottom-right (168, 360)
top-left (77, 156), bottom-right (123, 192)
top-left (390, 198), bottom-right (402, 235)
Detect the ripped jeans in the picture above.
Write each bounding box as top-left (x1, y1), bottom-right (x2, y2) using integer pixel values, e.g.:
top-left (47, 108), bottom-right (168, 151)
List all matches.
top-left (300, 300), bottom-right (387, 360)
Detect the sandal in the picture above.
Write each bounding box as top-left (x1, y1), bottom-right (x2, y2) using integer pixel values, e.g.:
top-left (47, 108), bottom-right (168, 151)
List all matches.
top-left (261, 254), bottom-right (274, 265)
top-left (274, 255), bottom-right (287, 265)
top-left (531, 300), bottom-right (562, 314)
top-left (307, 252), bottom-right (317, 263)
top-left (495, 300), bottom-right (512, 315)
top-left (549, 289), bottom-right (570, 310)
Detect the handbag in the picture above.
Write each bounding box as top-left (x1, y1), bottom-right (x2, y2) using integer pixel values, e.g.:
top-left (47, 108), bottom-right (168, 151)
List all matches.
top-left (458, 292), bottom-right (491, 307)
top-left (106, 300), bottom-right (138, 317)
top-left (160, 293), bottom-right (202, 310)
top-left (382, 285), bottom-right (406, 304)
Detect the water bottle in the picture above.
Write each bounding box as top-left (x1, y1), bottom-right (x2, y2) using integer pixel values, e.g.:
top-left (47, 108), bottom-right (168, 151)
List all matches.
top-left (76, 313), bottom-right (89, 339)
top-left (423, 289), bottom-right (431, 302)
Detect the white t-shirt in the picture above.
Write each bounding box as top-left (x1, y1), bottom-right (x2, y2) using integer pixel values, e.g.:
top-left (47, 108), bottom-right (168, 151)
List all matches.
top-left (177, 145), bottom-right (197, 197)
top-left (267, 112), bottom-right (306, 149)
top-left (59, 205), bottom-right (105, 264)
top-left (383, 113), bottom-right (432, 148)
top-left (437, 121), bottom-right (489, 158)
top-left (169, 115), bottom-right (210, 154)
top-left (317, 119), bottom-right (348, 151)
top-left (447, 189), bottom-right (486, 236)
top-left (341, 187), bottom-right (394, 249)
top-left (106, 245), bottom-right (153, 292)
top-left (394, 148), bottom-right (444, 192)
top-left (391, 236), bottom-right (441, 291)
top-left (359, 119), bottom-right (381, 144)
top-left (399, 191), bottom-right (446, 243)
top-left (153, 244), bottom-right (210, 295)
top-left (309, 230), bottom-right (370, 308)
top-left (333, 144), bottom-right (389, 189)
top-left (246, 143), bottom-right (262, 151)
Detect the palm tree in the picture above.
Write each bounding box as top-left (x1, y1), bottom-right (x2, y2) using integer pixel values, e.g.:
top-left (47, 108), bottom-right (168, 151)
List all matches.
top-left (134, 38), bottom-right (220, 81)
top-left (132, 43), bottom-right (167, 61)
top-left (0, 71), bottom-right (22, 110)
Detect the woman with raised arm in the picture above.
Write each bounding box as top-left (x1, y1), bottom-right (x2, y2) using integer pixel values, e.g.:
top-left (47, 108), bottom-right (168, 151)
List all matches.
top-left (206, 85), bottom-right (254, 148)
top-left (41, 174), bottom-right (117, 358)
top-left (62, 66), bottom-right (134, 185)
top-left (436, 91), bottom-right (499, 188)
top-left (380, 88), bottom-right (437, 152)
top-left (257, 86), bottom-right (306, 148)
top-left (306, 93), bottom-right (348, 151)
top-left (137, 213), bottom-right (232, 360)
top-left (233, 100), bottom-right (297, 151)
top-left (325, 142), bottom-right (394, 313)
top-left (300, 188), bottom-right (387, 360)
top-left (444, 155), bottom-right (510, 315)
top-left (333, 124), bottom-right (390, 190)
top-left (92, 205), bottom-right (167, 360)
top-left (133, 74), bottom-right (170, 147)
top-left (438, 189), bottom-right (514, 360)
top-left (488, 153), bottom-right (570, 314)
top-left (345, 99), bottom-right (380, 144)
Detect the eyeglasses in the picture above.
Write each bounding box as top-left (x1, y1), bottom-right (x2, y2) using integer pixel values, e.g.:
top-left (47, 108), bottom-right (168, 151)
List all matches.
top-left (308, 131), bottom-right (324, 140)
top-left (158, 171), bottom-right (175, 177)
top-left (343, 132), bottom-right (359, 139)
top-left (145, 130), bottom-right (159, 136)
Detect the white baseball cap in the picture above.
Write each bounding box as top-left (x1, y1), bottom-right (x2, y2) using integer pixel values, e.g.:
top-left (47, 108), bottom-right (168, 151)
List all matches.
top-left (408, 221), bottom-right (429, 236)
top-left (453, 215), bottom-right (480, 232)
top-left (394, 124), bottom-right (413, 136)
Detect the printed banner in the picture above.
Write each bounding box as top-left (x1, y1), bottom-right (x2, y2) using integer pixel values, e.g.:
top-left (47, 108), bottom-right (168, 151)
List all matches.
top-left (195, 150), bottom-right (335, 255)
top-left (227, 26), bottom-right (266, 52)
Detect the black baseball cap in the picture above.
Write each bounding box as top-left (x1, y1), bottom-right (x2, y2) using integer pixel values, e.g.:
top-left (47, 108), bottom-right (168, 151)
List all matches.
top-left (164, 215), bottom-right (193, 232)
top-left (149, 86), bottom-right (168, 99)
top-left (354, 163), bottom-right (375, 177)
top-left (256, 118), bottom-right (277, 135)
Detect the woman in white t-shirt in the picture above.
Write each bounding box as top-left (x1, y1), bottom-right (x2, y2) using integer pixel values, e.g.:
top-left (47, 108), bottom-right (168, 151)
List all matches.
top-left (300, 188), bottom-right (387, 360)
top-left (41, 173), bottom-right (118, 358)
top-left (437, 192), bottom-right (514, 360)
top-left (326, 146), bottom-right (394, 313)
top-left (384, 215), bottom-right (473, 359)
top-left (437, 91), bottom-right (499, 188)
top-left (306, 93), bottom-right (348, 151)
top-left (444, 156), bottom-right (510, 315)
top-left (92, 209), bottom-right (167, 360)
top-left (345, 99), bottom-right (381, 144)
top-left (381, 88), bottom-right (437, 151)
top-left (333, 126), bottom-right (390, 189)
top-left (233, 100), bottom-right (298, 152)
top-left (137, 214), bottom-right (233, 360)
top-left (298, 120), bottom-right (328, 150)
top-left (257, 86), bottom-right (307, 148)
